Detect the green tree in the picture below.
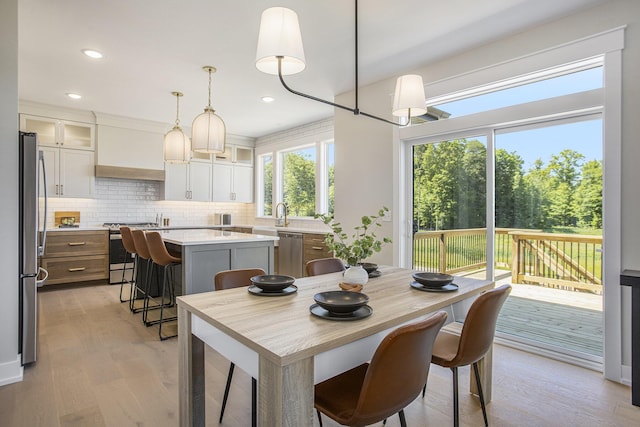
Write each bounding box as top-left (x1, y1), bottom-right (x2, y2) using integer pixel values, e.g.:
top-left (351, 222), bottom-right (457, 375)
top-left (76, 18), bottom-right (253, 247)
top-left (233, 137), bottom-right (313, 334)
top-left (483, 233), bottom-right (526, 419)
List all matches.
top-left (263, 156), bottom-right (272, 216)
top-left (495, 149), bottom-right (524, 228)
top-left (546, 149), bottom-right (584, 226)
top-left (283, 152), bottom-right (316, 216)
top-left (573, 160), bottom-right (602, 228)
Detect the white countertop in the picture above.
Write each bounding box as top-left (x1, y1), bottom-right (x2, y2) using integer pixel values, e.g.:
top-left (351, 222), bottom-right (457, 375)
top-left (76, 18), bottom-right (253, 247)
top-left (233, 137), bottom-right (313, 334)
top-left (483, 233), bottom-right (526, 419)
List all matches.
top-left (159, 229), bottom-right (278, 246)
top-left (47, 226), bottom-right (107, 232)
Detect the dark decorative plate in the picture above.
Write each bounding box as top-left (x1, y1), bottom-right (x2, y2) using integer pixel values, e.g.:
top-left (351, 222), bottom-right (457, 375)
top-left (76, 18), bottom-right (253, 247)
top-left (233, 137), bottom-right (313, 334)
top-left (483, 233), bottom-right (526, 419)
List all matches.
top-left (368, 270), bottom-right (381, 278)
top-left (410, 281), bottom-right (459, 292)
top-left (248, 284), bottom-right (298, 296)
top-left (309, 304), bottom-right (373, 321)
top-left (412, 272), bottom-right (454, 287)
top-left (250, 274), bottom-right (296, 292)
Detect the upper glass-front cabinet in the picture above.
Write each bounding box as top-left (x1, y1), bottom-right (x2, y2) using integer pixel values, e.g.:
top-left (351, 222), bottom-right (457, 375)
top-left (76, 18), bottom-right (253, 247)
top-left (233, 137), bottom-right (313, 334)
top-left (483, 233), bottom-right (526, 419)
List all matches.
top-left (20, 115), bottom-right (95, 150)
top-left (214, 144), bottom-right (253, 166)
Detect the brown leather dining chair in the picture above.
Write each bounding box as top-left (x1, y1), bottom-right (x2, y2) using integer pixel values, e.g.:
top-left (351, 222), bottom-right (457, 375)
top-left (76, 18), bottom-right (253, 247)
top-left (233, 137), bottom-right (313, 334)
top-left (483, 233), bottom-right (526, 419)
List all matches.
top-left (145, 231), bottom-right (182, 340)
top-left (428, 284), bottom-right (511, 427)
top-left (314, 311), bottom-right (448, 427)
top-left (306, 257), bottom-right (345, 276)
top-left (214, 268), bottom-right (265, 427)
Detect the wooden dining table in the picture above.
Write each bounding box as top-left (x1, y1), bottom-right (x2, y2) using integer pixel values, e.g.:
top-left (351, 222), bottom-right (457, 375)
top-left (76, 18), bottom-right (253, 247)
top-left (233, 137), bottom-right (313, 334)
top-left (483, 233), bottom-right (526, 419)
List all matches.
top-left (177, 266), bottom-right (494, 426)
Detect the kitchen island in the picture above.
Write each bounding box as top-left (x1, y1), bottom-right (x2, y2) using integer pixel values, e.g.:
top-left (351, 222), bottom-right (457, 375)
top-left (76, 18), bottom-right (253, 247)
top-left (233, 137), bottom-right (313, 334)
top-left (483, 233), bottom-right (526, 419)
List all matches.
top-left (160, 229), bottom-right (277, 295)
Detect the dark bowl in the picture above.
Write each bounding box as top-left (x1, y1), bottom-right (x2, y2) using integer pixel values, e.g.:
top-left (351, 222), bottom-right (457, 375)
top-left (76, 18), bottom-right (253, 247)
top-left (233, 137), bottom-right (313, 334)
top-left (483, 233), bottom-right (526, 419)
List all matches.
top-left (358, 262), bottom-right (378, 274)
top-left (250, 274), bottom-right (296, 292)
top-left (313, 290), bottom-right (369, 315)
top-left (412, 272), bottom-right (454, 287)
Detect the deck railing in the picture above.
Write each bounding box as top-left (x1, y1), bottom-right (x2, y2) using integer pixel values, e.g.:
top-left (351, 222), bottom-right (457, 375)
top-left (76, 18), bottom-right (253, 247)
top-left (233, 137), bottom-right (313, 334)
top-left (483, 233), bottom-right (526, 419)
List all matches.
top-left (413, 228), bottom-right (602, 292)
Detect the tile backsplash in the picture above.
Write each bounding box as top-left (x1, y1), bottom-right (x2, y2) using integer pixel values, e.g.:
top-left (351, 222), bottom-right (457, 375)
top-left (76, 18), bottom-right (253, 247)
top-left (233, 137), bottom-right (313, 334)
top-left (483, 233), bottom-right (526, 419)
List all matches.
top-left (41, 177), bottom-right (255, 228)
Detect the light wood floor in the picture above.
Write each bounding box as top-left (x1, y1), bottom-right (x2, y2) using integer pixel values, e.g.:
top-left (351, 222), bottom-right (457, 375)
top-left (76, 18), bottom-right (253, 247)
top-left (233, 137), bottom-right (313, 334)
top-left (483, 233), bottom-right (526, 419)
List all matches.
top-left (0, 282), bottom-right (637, 427)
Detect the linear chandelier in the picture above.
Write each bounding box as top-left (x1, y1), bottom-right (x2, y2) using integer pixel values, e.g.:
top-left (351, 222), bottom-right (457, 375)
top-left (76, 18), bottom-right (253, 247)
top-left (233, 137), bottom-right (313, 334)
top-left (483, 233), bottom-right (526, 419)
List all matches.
top-left (255, 0), bottom-right (427, 126)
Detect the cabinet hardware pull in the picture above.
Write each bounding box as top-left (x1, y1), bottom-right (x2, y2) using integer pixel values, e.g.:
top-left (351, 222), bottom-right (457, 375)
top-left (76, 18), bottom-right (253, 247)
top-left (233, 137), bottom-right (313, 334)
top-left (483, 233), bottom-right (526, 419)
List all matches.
top-left (311, 246), bottom-right (324, 250)
top-left (68, 242), bottom-right (86, 246)
top-left (68, 267), bottom-right (86, 272)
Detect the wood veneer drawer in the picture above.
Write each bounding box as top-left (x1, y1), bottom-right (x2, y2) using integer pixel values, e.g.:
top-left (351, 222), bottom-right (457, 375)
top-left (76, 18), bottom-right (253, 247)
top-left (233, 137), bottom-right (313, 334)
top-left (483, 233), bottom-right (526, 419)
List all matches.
top-left (40, 254), bottom-right (109, 285)
top-left (43, 230), bottom-right (108, 257)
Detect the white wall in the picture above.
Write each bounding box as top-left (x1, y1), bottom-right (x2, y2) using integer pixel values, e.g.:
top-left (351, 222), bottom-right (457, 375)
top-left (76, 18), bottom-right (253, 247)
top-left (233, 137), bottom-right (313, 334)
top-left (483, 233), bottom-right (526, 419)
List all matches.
top-left (0, 0), bottom-right (22, 385)
top-left (333, 0), bottom-right (639, 382)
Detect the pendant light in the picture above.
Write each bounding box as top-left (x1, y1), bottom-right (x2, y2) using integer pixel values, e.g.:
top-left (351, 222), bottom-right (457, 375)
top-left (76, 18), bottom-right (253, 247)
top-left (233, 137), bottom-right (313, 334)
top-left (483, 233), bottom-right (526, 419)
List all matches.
top-left (164, 91), bottom-right (191, 163)
top-left (255, 0), bottom-right (427, 126)
top-left (192, 66), bottom-right (226, 154)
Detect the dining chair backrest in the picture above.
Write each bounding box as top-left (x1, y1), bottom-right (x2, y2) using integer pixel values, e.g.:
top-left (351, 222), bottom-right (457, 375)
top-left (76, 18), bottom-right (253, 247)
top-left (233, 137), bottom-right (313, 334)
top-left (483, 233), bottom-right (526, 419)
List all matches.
top-left (351, 311), bottom-right (447, 425)
top-left (145, 231), bottom-right (181, 267)
top-left (305, 257), bottom-right (345, 276)
top-left (453, 284), bottom-right (511, 367)
top-left (131, 229), bottom-right (151, 261)
top-left (120, 226), bottom-right (137, 255)
top-left (215, 268), bottom-right (266, 291)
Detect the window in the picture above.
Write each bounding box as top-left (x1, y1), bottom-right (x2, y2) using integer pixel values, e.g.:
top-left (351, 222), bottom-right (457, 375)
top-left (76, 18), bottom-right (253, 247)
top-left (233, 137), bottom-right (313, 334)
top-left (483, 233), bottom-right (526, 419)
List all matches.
top-left (257, 138), bottom-right (334, 219)
top-left (326, 142), bottom-right (335, 215)
top-left (261, 154), bottom-right (272, 216)
top-left (427, 60), bottom-right (603, 120)
top-left (282, 146), bottom-right (316, 217)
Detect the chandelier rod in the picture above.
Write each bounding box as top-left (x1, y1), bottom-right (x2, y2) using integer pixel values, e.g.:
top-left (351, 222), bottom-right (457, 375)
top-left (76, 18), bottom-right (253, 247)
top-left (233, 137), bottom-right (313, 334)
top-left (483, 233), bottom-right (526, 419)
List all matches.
top-left (275, 0), bottom-right (409, 127)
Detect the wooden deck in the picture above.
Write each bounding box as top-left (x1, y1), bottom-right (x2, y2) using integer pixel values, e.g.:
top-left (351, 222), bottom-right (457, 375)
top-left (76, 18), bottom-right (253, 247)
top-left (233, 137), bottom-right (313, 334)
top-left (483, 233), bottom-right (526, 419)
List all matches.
top-left (471, 272), bottom-right (604, 357)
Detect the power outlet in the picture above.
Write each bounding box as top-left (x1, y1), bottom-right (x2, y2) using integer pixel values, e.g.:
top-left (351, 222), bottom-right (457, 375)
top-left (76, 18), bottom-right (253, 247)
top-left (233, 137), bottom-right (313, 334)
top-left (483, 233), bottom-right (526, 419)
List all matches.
top-left (383, 210), bottom-right (392, 222)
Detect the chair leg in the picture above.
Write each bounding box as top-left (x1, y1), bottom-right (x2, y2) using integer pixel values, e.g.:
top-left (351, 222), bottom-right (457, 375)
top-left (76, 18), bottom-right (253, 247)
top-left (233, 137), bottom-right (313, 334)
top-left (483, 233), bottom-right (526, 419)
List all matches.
top-left (398, 409), bottom-right (407, 427)
top-left (219, 362), bottom-right (235, 423)
top-left (422, 382), bottom-right (426, 398)
top-left (159, 264), bottom-right (177, 340)
top-left (473, 362), bottom-right (489, 427)
top-left (452, 366), bottom-right (459, 427)
top-left (316, 409), bottom-right (323, 427)
top-left (119, 251), bottom-right (129, 303)
top-left (251, 377), bottom-right (257, 427)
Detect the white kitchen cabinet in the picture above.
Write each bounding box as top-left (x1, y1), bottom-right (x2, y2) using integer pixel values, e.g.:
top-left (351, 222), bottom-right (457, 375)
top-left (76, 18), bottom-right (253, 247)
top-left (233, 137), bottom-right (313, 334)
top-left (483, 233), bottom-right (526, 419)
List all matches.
top-left (39, 146), bottom-right (95, 198)
top-left (212, 163), bottom-right (253, 203)
top-left (214, 144), bottom-right (253, 166)
top-left (212, 144), bottom-right (253, 203)
top-left (20, 114), bottom-right (94, 150)
top-left (164, 160), bottom-right (212, 202)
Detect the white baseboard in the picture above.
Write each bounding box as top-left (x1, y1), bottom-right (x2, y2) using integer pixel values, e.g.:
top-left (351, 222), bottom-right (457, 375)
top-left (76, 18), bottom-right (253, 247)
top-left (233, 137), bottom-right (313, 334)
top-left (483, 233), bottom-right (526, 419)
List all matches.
top-left (0, 355), bottom-right (23, 386)
top-left (620, 364), bottom-right (632, 386)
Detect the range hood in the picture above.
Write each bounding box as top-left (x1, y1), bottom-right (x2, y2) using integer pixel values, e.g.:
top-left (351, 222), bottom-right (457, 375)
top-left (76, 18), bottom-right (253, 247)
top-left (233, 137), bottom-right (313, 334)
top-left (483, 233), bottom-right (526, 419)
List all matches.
top-left (95, 165), bottom-right (165, 181)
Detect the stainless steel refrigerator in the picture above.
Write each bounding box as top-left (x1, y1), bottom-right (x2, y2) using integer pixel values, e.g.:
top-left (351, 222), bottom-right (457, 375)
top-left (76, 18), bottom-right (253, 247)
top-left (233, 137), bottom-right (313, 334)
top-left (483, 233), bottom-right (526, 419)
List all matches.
top-left (19, 131), bottom-right (48, 365)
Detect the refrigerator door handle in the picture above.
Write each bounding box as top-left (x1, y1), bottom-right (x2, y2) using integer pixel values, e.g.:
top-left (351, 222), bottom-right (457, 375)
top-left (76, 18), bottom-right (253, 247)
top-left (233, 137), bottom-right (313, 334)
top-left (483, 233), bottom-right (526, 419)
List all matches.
top-left (38, 151), bottom-right (48, 257)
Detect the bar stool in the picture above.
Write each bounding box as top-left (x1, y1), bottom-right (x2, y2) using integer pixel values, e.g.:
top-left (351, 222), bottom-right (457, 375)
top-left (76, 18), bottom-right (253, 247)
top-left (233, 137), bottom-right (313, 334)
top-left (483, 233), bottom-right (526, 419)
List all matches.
top-left (130, 229), bottom-right (155, 314)
top-left (145, 231), bottom-right (182, 340)
top-left (214, 268), bottom-right (265, 427)
top-left (118, 226), bottom-right (137, 303)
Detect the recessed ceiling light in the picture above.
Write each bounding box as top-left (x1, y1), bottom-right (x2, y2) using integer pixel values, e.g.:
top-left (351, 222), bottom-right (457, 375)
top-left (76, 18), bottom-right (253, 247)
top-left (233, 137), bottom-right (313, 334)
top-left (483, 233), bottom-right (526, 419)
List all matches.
top-left (262, 96), bottom-right (275, 103)
top-left (82, 49), bottom-right (103, 59)
top-left (66, 93), bottom-right (82, 100)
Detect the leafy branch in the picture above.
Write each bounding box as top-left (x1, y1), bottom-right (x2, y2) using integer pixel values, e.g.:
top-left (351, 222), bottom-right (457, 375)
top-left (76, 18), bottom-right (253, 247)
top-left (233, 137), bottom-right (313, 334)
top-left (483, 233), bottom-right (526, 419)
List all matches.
top-left (315, 207), bottom-right (392, 266)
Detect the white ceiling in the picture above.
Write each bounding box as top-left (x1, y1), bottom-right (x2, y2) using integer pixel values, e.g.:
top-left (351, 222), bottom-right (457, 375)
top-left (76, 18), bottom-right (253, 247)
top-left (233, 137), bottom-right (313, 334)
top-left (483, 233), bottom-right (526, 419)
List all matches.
top-left (18, 0), bottom-right (605, 138)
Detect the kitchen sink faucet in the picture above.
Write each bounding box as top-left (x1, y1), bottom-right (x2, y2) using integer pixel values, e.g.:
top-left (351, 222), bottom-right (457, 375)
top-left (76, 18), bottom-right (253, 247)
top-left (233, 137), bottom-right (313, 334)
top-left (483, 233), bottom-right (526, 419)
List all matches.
top-left (275, 202), bottom-right (289, 227)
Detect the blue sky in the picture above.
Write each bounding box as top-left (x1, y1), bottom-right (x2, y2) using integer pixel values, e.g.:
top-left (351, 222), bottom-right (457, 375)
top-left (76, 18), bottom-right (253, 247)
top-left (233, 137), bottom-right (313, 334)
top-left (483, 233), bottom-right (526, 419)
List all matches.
top-left (435, 67), bottom-right (603, 168)
top-left (496, 119), bottom-right (602, 170)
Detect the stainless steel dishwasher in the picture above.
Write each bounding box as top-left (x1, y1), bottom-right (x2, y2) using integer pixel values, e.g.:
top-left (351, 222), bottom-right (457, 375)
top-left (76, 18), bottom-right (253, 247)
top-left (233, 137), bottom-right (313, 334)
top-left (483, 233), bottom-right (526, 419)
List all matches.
top-left (278, 231), bottom-right (303, 277)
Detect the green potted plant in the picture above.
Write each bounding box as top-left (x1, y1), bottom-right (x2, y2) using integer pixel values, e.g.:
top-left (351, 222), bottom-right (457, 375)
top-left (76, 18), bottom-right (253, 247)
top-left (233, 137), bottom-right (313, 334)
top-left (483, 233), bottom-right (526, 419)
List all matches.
top-left (315, 207), bottom-right (392, 284)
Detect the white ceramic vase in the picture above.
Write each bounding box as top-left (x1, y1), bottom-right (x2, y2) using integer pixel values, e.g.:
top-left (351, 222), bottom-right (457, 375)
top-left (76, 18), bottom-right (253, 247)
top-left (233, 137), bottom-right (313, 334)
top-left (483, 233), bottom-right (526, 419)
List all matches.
top-left (343, 264), bottom-right (369, 285)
